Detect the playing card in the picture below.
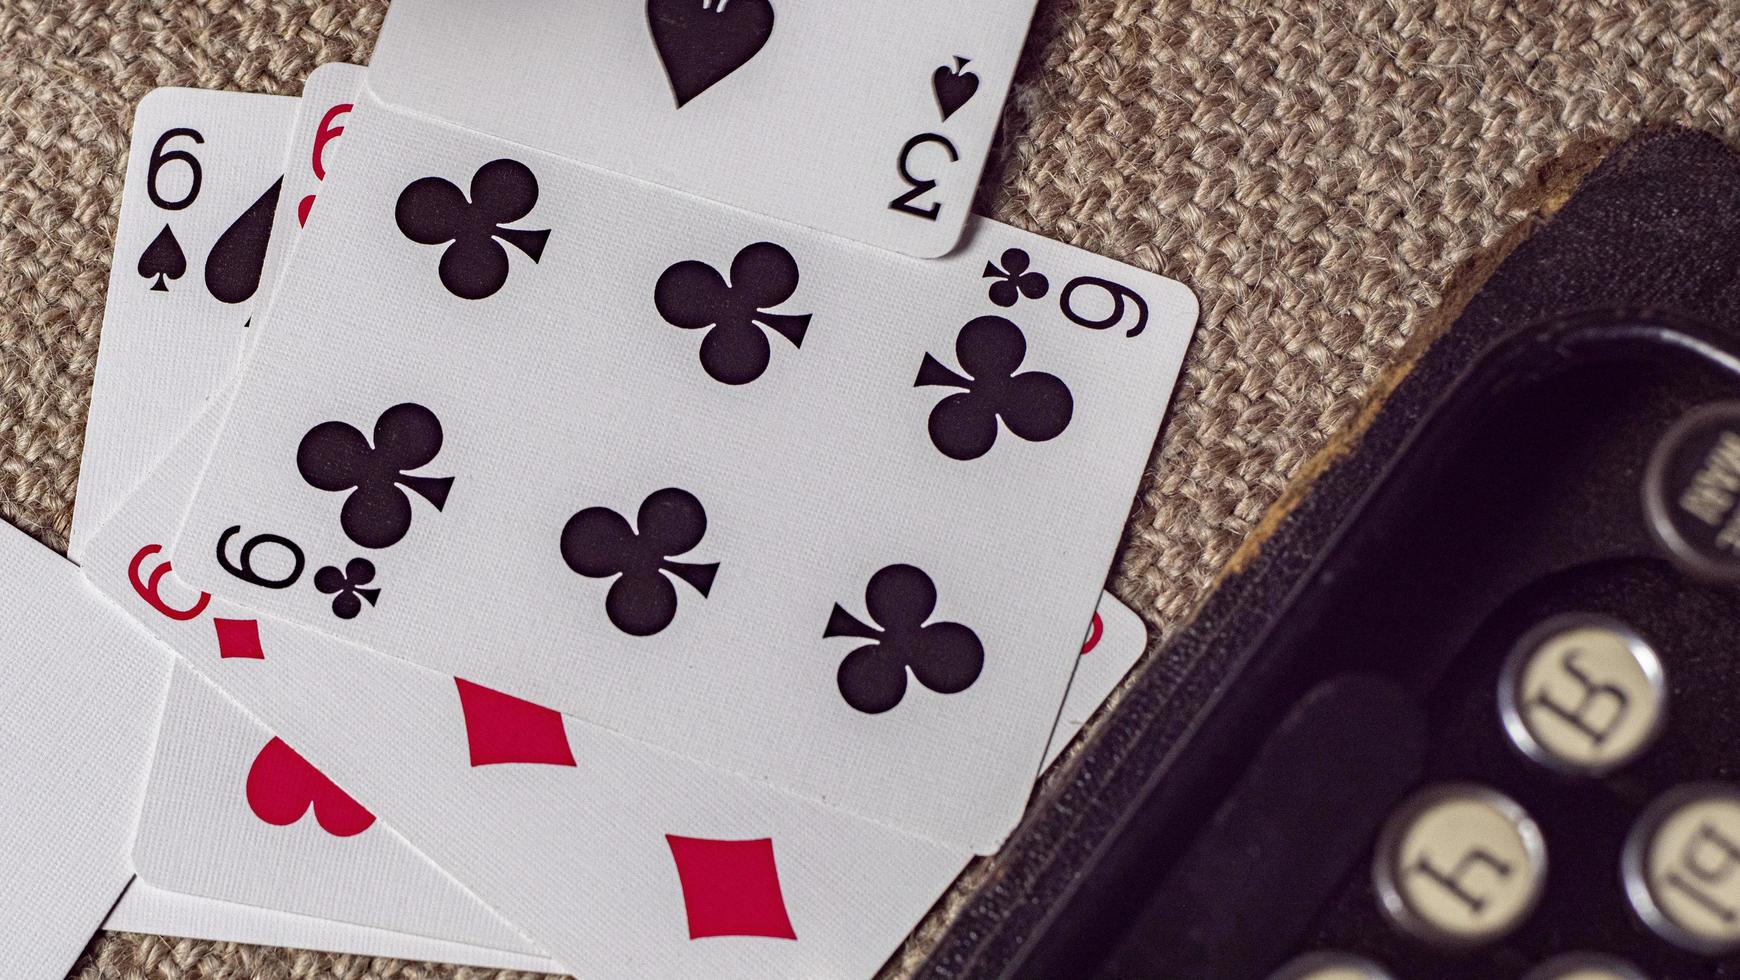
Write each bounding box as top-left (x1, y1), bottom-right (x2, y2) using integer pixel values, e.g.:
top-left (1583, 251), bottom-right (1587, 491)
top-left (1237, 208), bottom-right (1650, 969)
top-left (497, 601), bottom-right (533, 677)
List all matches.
top-left (69, 88), bottom-right (298, 561)
top-left (112, 536), bottom-right (1132, 977)
top-left (0, 520), bottom-right (171, 979)
top-left (1041, 594), bottom-right (1147, 771)
top-left (257, 61), bottom-right (1150, 787)
top-left (88, 318), bottom-right (1144, 973)
top-left (168, 88), bottom-right (1197, 850)
top-left (366, 0), bottom-right (1038, 257)
top-left (73, 69), bottom-right (563, 966)
top-left (130, 661), bottom-right (549, 957)
top-left (105, 881), bottom-right (559, 972)
top-left (249, 62), bottom-right (366, 348)
top-left (84, 416), bottom-right (973, 980)
top-left (80, 74), bottom-right (1136, 969)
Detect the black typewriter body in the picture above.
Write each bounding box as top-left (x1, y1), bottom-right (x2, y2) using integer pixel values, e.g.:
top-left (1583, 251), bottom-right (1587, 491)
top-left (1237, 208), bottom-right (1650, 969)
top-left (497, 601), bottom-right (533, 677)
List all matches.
top-left (915, 130), bottom-right (1740, 980)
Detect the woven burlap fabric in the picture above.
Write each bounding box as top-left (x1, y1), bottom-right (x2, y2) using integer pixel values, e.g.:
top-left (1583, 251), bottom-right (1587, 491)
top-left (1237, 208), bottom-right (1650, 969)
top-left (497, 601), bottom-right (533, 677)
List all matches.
top-left (0, 0), bottom-right (1734, 977)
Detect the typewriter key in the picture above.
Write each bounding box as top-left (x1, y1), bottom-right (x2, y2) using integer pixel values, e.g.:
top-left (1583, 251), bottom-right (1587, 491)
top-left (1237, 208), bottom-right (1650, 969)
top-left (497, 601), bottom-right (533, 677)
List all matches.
top-left (1623, 783), bottom-right (1740, 955)
top-left (1498, 615), bottom-right (1666, 777)
top-left (1643, 400), bottom-right (1740, 583)
top-left (1521, 951), bottom-right (1648, 980)
top-left (1372, 784), bottom-right (1547, 948)
top-left (1268, 951), bottom-right (1395, 980)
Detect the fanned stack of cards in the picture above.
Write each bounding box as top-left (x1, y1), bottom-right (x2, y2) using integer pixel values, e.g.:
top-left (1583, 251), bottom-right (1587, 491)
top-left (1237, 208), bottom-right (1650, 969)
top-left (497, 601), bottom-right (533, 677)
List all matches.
top-left (4, 4), bottom-right (1199, 977)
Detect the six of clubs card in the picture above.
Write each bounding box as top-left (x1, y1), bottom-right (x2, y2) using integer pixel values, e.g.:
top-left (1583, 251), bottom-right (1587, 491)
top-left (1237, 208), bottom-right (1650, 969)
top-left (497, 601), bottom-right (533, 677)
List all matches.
top-left (166, 85), bottom-right (1196, 851)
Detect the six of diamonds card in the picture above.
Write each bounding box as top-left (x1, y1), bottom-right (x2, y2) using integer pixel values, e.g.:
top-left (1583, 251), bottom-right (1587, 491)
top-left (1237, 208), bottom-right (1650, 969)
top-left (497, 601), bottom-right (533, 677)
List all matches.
top-left (2, 4), bottom-right (1198, 977)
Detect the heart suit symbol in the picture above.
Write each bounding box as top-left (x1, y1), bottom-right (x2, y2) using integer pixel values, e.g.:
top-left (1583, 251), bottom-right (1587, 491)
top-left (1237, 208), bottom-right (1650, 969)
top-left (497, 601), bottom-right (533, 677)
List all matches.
top-left (245, 737), bottom-right (376, 838)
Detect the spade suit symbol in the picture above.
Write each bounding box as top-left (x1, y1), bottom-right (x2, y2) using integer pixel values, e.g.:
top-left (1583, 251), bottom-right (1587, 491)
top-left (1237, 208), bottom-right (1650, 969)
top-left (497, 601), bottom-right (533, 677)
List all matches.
top-left (648, 0), bottom-right (775, 108)
top-left (138, 224), bottom-right (186, 292)
top-left (932, 57), bottom-right (979, 121)
top-left (205, 178), bottom-right (283, 305)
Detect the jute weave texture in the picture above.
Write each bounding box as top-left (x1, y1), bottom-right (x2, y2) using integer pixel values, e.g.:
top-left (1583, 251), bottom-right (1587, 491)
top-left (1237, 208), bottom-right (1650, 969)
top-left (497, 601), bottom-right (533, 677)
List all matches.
top-left (0, 1), bottom-right (1734, 977)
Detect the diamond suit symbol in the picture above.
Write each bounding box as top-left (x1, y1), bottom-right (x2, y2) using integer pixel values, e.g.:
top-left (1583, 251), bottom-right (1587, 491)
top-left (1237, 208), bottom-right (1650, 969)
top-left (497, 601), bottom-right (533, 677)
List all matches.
top-left (213, 618), bottom-right (264, 660)
top-left (665, 834), bottom-right (797, 940)
top-left (455, 678), bottom-right (577, 768)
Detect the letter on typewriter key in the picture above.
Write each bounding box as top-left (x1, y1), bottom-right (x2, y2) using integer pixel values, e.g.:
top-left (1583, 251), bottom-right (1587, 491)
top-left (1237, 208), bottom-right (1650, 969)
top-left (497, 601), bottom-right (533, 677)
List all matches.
top-left (1644, 401), bottom-right (1740, 582)
top-left (1372, 784), bottom-right (1547, 947)
top-left (1499, 615), bottom-right (1666, 777)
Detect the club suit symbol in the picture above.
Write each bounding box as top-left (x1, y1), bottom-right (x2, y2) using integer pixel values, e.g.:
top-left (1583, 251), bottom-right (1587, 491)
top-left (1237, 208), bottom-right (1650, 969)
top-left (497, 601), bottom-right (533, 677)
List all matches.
top-left (138, 224), bottom-right (186, 292)
top-left (915, 316), bottom-right (1074, 460)
top-left (655, 241), bottom-right (811, 385)
top-left (297, 403), bottom-right (455, 550)
top-left (648, 0), bottom-right (775, 108)
top-left (314, 558), bottom-right (380, 620)
top-left (824, 564), bottom-right (984, 714)
top-left (561, 487), bottom-right (720, 637)
top-left (982, 247), bottom-right (1049, 308)
top-left (395, 158), bottom-right (551, 300)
